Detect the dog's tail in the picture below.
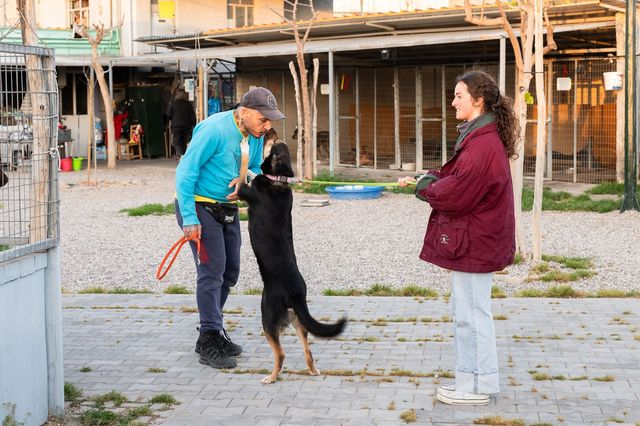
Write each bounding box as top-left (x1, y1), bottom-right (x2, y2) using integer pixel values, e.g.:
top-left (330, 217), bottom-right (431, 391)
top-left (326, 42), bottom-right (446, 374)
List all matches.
top-left (290, 295), bottom-right (347, 338)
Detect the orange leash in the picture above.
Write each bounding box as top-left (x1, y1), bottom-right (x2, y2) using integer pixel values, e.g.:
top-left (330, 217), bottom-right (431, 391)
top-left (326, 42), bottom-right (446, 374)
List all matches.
top-left (156, 234), bottom-right (202, 280)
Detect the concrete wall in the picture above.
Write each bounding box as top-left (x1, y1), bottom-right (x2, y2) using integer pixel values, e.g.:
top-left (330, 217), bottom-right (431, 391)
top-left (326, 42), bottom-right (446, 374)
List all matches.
top-left (0, 250), bottom-right (63, 426)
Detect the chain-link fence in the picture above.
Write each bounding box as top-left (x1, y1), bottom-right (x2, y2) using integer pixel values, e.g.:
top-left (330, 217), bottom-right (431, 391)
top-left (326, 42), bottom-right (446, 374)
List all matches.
top-left (0, 42), bottom-right (59, 263)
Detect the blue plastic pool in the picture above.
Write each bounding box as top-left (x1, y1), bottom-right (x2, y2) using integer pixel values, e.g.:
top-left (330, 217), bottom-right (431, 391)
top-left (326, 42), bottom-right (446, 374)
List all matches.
top-left (325, 185), bottom-right (384, 200)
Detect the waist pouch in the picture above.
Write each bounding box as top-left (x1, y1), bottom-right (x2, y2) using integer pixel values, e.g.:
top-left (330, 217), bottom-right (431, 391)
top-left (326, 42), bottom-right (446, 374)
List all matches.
top-left (198, 202), bottom-right (238, 225)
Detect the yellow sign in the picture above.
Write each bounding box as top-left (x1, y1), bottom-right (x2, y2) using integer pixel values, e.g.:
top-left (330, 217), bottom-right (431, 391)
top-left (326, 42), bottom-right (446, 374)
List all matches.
top-left (159, 1), bottom-right (175, 19)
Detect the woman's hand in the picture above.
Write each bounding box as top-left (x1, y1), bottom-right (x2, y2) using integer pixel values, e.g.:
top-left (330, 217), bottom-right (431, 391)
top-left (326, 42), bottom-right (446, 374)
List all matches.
top-left (398, 176), bottom-right (417, 187)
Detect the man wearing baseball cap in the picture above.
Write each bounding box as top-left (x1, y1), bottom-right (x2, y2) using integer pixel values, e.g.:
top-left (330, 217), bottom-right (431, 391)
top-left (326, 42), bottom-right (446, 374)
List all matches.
top-left (175, 87), bottom-right (284, 369)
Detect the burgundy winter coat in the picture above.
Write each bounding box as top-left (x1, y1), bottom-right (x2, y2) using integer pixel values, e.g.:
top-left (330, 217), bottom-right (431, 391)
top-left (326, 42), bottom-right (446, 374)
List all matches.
top-left (417, 121), bottom-right (515, 273)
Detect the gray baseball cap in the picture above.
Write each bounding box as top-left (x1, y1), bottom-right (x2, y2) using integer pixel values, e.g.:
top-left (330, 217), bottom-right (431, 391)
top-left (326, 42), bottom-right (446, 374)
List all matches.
top-left (240, 87), bottom-right (286, 121)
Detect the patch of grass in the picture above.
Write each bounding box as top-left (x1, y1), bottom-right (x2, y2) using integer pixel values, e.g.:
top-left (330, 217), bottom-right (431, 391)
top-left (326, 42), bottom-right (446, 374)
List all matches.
top-left (148, 393), bottom-right (180, 405)
top-left (491, 286), bottom-right (506, 299)
top-left (242, 287), bottom-right (263, 295)
top-left (530, 262), bottom-right (551, 274)
top-left (0, 244), bottom-right (11, 252)
top-left (542, 254), bottom-right (593, 270)
top-left (522, 187), bottom-right (621, 213)
top-left (323, 284), bottom-right (438, 297)
top-left (494, 314), bottom-right (508, 320)
top-left (163, 285), bottom-right (192, 294)
top-left (593, 289), bottom-right (640, 298)
top-left (544, 285), bottom-right (583, 298)
top-left (147, 367), bottom-right (166, 373)
top-left (531, 371), bottom-right (551, 381)
top-left (77, 286), bottom-right (107, 294)
top-left (80, 366), bottom-right (91, 373)
top-left (512, 253), bottom-right (523, 265)
top-left (64, 382), bottom-right (82, 401)
top-left (388, 185), bottom-right (416, 194)
top-left (592, 374), bottom-right (615, 382)
top-left (539, 270), bottom-right (594, 283)
top-left (239, 211), bottom-right (249, 221)
top-left (80, 408), bottom-right (119, 425)
top-left (473, 416), bottom-right (525, 426)
top-left (92, 390), bottom-right (128, 407)
top-left (399, 409), bottom-right (417, 423)
top-left (120, 203), bottom-right (175, 216)
top-left (515, 288), bottom-right (546, 297)
top-left (586, 182), bottom-right (640, 195)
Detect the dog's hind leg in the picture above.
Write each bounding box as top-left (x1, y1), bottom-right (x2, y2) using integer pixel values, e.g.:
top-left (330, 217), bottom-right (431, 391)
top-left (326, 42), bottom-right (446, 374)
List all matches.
top-left (261, 332), bottom-right (285, 384)
top-left (293, 318), bottom-right (320, 376)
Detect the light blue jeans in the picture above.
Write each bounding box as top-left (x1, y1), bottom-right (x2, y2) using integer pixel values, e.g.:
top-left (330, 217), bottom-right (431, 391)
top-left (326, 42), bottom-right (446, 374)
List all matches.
top-left (450, 271), bottom-right (500, 395)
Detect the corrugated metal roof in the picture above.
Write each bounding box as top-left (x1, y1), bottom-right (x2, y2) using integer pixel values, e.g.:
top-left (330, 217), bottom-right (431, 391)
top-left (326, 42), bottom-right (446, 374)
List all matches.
top-left (136, 1), bottom-right (616, 51)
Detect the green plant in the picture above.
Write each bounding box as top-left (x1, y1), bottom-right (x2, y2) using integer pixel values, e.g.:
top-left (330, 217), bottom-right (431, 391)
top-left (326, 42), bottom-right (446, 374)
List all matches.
top-left (542, 254), bottom-right (593, 270)
top-left (148, 393), bottom-right (180, 405)
top-left (163, 285), bottom-right (192, 294)
top-left (491, 286), bottom-right (506, 298)
top-left (120, 203), bottom-right (175, 216)
top-left (243, 287), bottom-right (263, 295)
top-left (64, 382), bottom-right (82, 401)
top-left (521, 187), bottom-right (621, 213)
top-left (587, 182), bottom-right (640, 195)
top-left (80, 366), bottom-right (92, 372)
top-left (0, 244), bottom-right (10, 252)
top-left (92, 390), bottom-right (128, 407)
top-left (80, 408), bottom-right (119, 425)
top-left (147, 367), bottom-right (166, 373)
top-left (473, 416), bottom-right (525, 426)
top-left (1, 403), bottom-right (29, 426)
top-left (400, 409), bottom-right (417, 423)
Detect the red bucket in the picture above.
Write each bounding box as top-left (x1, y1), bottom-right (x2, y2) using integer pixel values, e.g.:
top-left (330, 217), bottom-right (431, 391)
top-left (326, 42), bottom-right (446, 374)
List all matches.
top-left (60, 157), bottom-right (73, 172)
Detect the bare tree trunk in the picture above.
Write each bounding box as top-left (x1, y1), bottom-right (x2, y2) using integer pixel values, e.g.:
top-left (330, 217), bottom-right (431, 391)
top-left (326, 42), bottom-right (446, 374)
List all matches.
top-left (532, 0), bottom-right (547, 262)
top-left (289, 61), bottom-right (304, 178)
top-left (87, 68), bottom-right (94, 185)
top-left (83, 24), bottom-right (118, 168)
top-left (19, 0), bottom-right (50, 242)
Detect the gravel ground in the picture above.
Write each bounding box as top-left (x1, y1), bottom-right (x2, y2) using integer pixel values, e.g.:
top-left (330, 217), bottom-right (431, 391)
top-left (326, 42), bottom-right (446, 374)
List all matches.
top-left (59, 159), bottom-right (640, 296)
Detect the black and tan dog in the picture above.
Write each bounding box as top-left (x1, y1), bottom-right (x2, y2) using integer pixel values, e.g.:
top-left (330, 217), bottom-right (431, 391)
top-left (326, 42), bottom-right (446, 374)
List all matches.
top-left (238, 142), bottom-right (347, 384)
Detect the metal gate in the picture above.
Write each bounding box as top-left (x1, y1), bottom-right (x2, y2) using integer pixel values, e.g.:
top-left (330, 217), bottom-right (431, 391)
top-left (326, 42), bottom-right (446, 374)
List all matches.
top-left (0, 42), bottom-right (59, 262)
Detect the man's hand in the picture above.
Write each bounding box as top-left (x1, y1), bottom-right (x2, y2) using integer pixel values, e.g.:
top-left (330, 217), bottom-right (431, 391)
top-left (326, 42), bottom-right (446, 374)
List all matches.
top-left (183, 224), bottom-right (201, 239)
top-left (227, 177), bottom-right (241, 201)
top-left (398, 176), bottom-right (417, 187)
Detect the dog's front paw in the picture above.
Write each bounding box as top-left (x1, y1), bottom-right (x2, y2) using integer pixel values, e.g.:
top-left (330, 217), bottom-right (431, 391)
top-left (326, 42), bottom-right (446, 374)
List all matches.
top-left (308, 368), bottom-right (320, 376)
top-left (261, 374), bottom-right (278, 384)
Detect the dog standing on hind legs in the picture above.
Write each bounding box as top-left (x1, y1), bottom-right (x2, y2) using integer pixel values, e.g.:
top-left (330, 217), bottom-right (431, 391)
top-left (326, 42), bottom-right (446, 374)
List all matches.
top-left (238, 142), bottom-right (347, 384)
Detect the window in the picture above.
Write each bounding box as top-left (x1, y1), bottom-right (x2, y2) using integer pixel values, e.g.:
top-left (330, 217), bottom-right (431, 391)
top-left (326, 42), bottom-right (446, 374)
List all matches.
top-left (227, 0), bottom-right (254, 28)
top-left (69, 0), bottom-right (89, 28)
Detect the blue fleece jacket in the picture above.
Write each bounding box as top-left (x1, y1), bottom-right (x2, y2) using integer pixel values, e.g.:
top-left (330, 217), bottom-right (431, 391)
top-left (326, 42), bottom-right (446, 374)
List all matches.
top-left (175, 110), bottom-right (264, 226)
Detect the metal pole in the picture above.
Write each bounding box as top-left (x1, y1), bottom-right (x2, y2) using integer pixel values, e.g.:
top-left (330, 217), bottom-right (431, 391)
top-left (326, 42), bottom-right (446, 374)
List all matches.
top-left (499, 36), bottom-right (506, 93)
top-left (394, 67), bottom-right (400, 167)
top-left (572, 59), bottom-right (578, 183)
top-left (416, 66), bottom-right (423, 172)
top-left (373, 68), bottom-right (377, 169)
top-left (621, 0), bottom-right (640, 211)
top-left (329, 50), bottom-right (335, 174)
top-left (355, 67), bottom-right (360, 167)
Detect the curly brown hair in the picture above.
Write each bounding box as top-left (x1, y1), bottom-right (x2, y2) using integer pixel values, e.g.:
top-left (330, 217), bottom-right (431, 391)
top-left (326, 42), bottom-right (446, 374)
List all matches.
top-left (457, 70), bottom-right (519, 159)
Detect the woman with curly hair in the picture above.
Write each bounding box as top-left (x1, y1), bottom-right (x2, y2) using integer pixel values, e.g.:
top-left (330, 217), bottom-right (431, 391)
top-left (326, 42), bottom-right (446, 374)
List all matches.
top-left (400, 70), bottom-right (518, 405)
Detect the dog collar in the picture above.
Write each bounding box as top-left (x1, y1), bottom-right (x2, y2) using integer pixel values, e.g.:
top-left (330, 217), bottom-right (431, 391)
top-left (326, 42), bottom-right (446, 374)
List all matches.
top-left (264, 174), bottom-right (301, 184)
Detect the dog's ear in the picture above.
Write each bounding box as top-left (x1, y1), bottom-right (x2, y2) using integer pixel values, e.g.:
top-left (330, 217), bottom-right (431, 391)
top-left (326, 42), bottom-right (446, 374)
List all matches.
top-left (271, 143), bottom-right (294, 177)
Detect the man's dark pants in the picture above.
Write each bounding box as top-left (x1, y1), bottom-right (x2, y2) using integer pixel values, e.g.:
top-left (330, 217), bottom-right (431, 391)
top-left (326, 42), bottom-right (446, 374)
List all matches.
top-left (175, 200), bottom-right (241, 332)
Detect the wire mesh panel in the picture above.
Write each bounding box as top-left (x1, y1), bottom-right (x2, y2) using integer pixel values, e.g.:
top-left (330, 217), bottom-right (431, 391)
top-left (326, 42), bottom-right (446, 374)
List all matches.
top-left (398, 67), bottom-right (416, 168)
top-left (375, 67), bottom-right (394, 169)
top-left (337, 67), bottom-right (356, 165)
top-left (0, 43), bottom-right (59, 263)
top-left (358, 67), bottom-right (375, 168)
top-left (421, 65), bottom-right (444, 170)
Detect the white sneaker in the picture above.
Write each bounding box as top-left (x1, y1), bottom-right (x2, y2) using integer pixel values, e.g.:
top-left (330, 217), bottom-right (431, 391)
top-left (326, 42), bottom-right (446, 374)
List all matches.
top-left (436, 388), bottom-right (490, 406)
top-left (436, 383), bottom-right (456, 394)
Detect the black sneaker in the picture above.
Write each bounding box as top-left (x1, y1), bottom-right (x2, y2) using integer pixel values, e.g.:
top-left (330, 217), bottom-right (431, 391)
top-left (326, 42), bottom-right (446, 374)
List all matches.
top-left (197, 332), bottom-right (237, 369)
top-left (220, 328), bottom-right (242, 356)
top-left (195, 330), bottom-right (242, 356)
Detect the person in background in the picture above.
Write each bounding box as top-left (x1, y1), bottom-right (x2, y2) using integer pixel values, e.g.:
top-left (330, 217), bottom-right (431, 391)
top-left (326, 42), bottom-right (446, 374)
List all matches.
top-left (175, 87), bottom-right (285, 369)
top-left (399, 70), bottom-right (517, 406)
top-left (166, 89), bottom-right (196, 160)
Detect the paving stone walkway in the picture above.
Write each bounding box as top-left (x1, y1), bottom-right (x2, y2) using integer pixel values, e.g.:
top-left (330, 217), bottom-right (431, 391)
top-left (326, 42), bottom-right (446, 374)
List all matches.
top-left (63, 294), bottom-right (640, 425)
